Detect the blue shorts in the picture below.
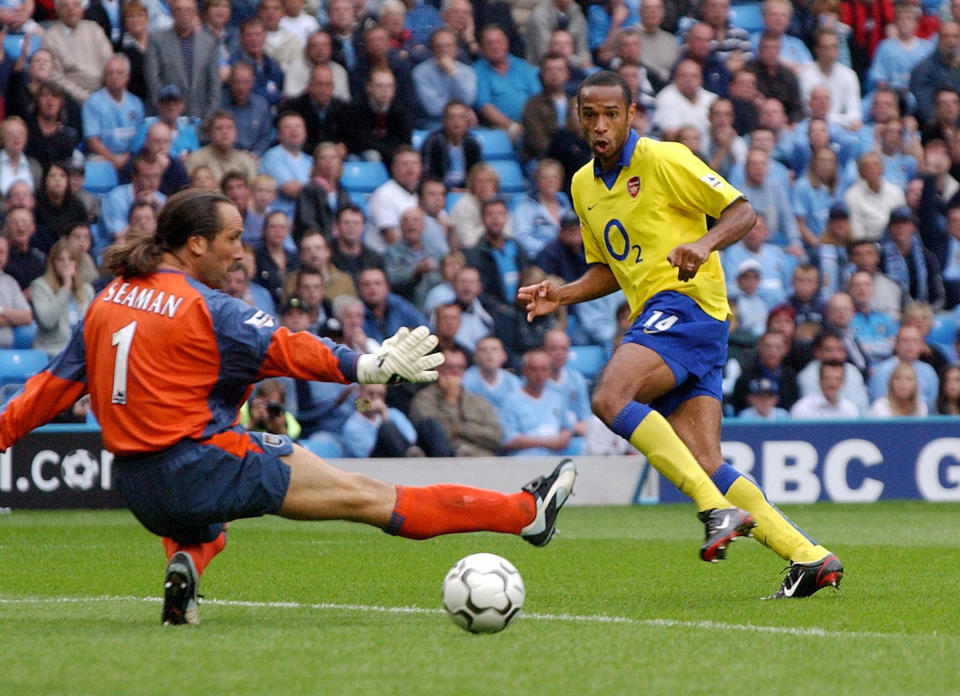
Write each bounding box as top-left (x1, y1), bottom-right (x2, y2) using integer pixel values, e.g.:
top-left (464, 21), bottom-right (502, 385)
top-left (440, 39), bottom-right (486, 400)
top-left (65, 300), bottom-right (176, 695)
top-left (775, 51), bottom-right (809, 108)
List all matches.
top-left (115, 430), bottom-right (293, 545)
top-left (621, 291), bottom-right (729, 417)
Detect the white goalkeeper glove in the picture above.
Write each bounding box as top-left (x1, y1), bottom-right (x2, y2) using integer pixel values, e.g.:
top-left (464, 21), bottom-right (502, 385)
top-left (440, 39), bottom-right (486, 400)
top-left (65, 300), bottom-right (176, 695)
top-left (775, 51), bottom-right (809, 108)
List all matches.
top-left (356, 326), bottom-right (445, 384)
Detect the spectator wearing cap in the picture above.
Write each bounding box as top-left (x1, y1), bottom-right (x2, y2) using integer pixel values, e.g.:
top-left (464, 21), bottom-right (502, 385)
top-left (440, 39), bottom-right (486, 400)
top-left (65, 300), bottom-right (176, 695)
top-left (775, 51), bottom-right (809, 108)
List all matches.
top-left (731, 259), bottom-right (769, 338)
top-left (790, 360), bottom-right (860, 419)
top-left (535, 209), bottom-right (587, 282)
top-left (738, 377), bottom-right (790, 421)
top-left (511, 159), bottom-right (571, 259)
top-left (82, 54), bottom-right (145, 172)
top-left (42, 0), bottom-right (114, 104)
top-left (420, 101), bottom-right (482, 191)
top-left (130, 84), bottom-right (201, 158)
top-left (722, 215), bottom-right (791, 309)
top-left (845, 152), bottom-right (907, 243)
top-left (145, 0), bottom-right (221, 119)
top-left (881, 206), bottom-right (945, 308)
top-left (221, 62), bottom-right (275, 157)
top-left (817, 201), bottom-right (854, 297)
top-left (731, 328), bottom-right (799, 413)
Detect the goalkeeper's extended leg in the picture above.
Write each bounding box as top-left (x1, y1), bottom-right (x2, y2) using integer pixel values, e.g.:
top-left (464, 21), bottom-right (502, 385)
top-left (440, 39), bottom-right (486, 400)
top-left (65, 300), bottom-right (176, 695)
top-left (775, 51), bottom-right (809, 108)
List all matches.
top-left (277, 444), bottom-right (575, 544)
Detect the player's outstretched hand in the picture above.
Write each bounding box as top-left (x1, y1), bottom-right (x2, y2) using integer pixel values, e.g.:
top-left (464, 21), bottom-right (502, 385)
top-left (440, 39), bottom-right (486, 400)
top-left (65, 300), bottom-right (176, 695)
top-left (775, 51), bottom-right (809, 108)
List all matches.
top-left (357, 326), bottom-right (445, 384)
top-left (668, 241), bottom-right (711, 282)
top-left (517, 280), bottom-right (560, 322)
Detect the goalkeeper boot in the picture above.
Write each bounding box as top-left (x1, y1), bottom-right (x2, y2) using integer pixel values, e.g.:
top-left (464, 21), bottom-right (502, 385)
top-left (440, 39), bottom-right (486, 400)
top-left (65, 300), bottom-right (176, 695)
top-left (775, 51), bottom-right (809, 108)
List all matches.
top-left (521, 458), bottom-right (577, 547)
top-left (162, 551), bottom-right (199, 626)
top-left (766, 554), bottom-right (844, 599)
top-left (698, 507), bottom-right (756, 563)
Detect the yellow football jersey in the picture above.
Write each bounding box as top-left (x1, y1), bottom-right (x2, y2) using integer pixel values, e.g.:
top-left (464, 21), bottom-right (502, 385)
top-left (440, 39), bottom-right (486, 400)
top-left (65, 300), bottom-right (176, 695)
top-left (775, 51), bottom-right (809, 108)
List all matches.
top-left (571, 132), bottom-right (744, 322)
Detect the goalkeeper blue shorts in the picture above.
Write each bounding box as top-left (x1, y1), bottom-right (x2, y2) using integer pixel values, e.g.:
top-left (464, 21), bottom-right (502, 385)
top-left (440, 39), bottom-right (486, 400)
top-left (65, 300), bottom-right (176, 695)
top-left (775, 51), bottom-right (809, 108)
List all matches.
top-left (620, 291), bottom-right (729, 417)
top-left (115, 429), bottom-right (292, 544)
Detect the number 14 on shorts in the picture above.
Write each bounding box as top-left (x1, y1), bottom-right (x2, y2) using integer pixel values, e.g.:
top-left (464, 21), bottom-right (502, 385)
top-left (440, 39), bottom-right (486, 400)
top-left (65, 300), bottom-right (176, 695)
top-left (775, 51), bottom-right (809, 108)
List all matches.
top-left (642, 310), bottom-right (678, 333)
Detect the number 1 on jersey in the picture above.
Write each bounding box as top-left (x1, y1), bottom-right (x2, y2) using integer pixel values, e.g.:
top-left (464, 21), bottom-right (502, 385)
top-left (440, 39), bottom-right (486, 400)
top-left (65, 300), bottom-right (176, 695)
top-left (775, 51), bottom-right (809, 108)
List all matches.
top-left (111, 321), bottom-right (137, 404)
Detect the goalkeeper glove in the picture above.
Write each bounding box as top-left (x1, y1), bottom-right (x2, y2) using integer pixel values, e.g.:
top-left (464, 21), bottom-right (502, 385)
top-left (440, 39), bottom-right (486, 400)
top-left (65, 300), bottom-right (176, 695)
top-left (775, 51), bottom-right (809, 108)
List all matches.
top-left (356, 326), bottom-right (445, 384)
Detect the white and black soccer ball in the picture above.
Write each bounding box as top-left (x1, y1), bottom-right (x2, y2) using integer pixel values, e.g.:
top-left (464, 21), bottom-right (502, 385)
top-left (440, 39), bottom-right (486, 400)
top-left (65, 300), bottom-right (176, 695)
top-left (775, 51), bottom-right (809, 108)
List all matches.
top-left (441, 553), bottom-right (525, 633)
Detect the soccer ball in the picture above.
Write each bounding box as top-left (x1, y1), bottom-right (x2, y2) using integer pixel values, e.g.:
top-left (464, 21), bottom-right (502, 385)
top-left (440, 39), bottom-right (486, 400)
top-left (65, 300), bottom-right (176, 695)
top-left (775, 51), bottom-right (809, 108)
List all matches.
top-left (441, 553), bottom-right (525, 633)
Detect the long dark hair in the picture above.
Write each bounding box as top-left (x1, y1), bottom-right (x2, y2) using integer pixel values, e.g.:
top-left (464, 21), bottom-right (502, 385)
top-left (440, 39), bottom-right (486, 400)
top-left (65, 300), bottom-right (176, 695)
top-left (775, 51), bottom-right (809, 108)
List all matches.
top-left (102, 188), bottom-right (235, 278)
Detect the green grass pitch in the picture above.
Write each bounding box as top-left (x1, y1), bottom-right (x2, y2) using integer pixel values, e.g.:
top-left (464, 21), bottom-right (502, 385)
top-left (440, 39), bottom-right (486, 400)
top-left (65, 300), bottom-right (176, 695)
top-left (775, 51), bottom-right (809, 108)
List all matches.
top-left (2, 502), bottom-right (959, 695)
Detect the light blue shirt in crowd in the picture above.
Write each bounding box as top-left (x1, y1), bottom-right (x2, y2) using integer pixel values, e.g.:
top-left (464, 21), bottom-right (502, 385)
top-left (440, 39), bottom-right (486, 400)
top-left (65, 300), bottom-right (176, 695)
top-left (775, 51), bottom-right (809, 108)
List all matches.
top-left (499, 385), bottom-right (574, 457)
top-left (82, 89), bottom-right (145, 155)
top-left (258, 145), bottom-right (313, 217)
top-left (462, 366), bottom-right (520, 413)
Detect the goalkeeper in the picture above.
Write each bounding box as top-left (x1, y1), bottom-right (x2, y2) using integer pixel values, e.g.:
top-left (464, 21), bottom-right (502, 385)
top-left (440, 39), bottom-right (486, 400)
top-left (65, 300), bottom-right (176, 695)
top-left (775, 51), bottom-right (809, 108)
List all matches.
top-left (0, 190), bottom-right (577, 627)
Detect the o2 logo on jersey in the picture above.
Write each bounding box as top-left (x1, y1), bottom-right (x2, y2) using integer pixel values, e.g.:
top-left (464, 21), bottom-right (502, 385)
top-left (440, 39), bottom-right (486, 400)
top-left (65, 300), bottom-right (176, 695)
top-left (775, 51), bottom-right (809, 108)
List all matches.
top-left (604, 219), bottom-right (642, 263)
top-left (627, 176), bottom-right (641, 198)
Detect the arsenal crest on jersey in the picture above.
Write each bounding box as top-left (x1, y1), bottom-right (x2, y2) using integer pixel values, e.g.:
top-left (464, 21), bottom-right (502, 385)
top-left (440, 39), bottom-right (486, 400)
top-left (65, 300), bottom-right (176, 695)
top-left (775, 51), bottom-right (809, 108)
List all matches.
top-left (627, 176), bottom-right (641, 198)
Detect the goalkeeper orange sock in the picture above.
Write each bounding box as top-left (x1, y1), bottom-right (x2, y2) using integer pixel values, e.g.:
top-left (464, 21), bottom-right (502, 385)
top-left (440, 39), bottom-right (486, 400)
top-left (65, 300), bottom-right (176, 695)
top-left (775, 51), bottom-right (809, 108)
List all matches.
top-left (385, 485), bottom-right (535, 539)
top-left (161, 532), bottom-right (227, 576)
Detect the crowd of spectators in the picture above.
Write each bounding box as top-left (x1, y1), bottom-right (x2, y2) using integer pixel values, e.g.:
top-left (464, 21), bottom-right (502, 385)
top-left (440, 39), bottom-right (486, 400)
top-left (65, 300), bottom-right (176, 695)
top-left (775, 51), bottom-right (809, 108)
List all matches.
top-left (2, 0), bottom-right (960, 454)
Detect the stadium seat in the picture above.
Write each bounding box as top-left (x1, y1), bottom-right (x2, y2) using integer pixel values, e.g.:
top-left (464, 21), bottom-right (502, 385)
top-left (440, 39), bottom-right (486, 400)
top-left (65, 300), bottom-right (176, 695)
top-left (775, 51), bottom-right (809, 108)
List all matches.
top-left (489, 159), bottom-right (526, 194)
top-left (472, 128), bottom-right (515, 160)
top-left (445, 190), bottom-right (466, 212)
top-left (348, 190), bottom-right (369, 215)
top-left (929, 312), bottom-right (959, 360)
top-left (728, 3), bottom-right (764, 33)
top-left (339, 161), bottom-right (389, 193)
top-left (0, 349), bottom-right (48, 386)
top-left (83, 160), bottom-right (118, 195)
top-left (3, 33), bottom-right (42, 61)
top-left (567, 345), bottom-right (607, 381)
top-left (12, 322), bottom-right (37, 350)
top-left (412, 129), bottom-right (430, 150)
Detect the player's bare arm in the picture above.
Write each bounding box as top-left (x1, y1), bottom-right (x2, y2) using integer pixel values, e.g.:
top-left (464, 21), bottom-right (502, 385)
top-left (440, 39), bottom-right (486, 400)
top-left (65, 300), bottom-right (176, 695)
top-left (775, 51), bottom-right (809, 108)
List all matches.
top-left (668, 199), bottom-right (757, 282)
top-left (518, 264), bottom-right (620, 321)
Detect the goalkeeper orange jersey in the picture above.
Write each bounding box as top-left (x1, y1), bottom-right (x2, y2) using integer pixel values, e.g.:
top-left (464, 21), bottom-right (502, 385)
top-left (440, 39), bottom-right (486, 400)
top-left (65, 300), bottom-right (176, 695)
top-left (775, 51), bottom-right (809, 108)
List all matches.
top-left (0, 269), bottom-right (359, 457)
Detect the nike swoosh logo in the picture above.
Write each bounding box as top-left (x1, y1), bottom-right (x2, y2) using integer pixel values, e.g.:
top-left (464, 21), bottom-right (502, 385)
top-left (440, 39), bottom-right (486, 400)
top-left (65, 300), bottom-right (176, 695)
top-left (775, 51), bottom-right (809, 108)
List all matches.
top-left (780, 576), bottom-right (802, 597)
top-left (718, 512), bottom-right (732, 529)
top-left (587, 203), bottom-right (597, 210)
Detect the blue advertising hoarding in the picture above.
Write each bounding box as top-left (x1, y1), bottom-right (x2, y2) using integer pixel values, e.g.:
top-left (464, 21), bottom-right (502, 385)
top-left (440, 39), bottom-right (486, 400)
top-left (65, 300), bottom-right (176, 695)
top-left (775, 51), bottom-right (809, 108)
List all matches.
top-left (656, 418), bottom-right (960, 504)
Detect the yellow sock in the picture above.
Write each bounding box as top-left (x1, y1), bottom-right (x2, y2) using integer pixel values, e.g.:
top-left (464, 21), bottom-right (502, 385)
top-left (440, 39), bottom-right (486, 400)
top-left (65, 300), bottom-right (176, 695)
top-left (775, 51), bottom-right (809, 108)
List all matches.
top-left (718, 470), bottom-right (829, 563)
top-left (612, 402), bottom-right (729, 511)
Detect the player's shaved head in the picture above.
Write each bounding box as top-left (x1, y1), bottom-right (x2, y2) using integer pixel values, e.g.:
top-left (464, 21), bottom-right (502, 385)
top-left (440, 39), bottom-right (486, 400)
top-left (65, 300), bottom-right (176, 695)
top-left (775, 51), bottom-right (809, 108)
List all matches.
top-left (576, 69), bottom-right (632, 109)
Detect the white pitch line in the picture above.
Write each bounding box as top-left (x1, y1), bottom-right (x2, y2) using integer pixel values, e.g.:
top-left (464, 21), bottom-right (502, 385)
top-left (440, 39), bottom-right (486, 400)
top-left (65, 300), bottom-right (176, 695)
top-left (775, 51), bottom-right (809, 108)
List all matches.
top-left (0, 595), bottom-right (950, 641)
